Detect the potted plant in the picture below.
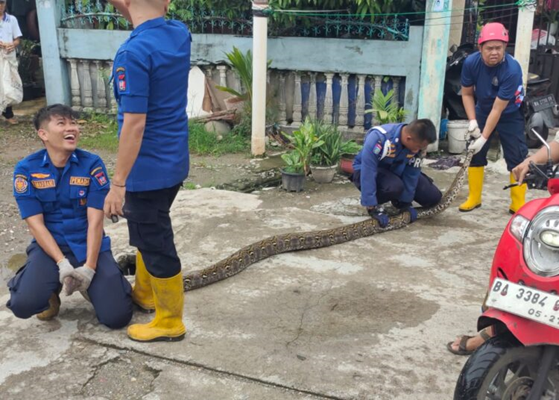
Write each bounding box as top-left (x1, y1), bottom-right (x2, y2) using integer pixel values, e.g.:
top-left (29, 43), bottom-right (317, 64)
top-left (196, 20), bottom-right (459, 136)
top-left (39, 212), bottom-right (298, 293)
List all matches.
top-left (280, 118), bottom-right (324, 191)
top-left (310, 121), bottom-right (342, 183)
top-left (280, 151), bottom-right (305, 192)
top-left (545, 0), bottom-right (559, 36)
top-left (339, 140), bottom-right (363, 175)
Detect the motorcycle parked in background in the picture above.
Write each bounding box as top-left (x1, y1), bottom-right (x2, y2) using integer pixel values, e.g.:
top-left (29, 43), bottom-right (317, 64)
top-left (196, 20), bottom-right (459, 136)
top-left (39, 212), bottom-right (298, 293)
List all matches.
top-left (454, 131), bottom-right (559, 400)
top-left (443, 45), bottom-right (558, 149)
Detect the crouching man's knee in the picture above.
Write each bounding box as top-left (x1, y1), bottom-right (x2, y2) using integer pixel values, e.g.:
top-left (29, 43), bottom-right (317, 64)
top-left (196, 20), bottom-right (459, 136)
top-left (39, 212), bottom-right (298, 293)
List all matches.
top-left (96, 304), bottom-right (133, 329)
top-left (7, 294), bottom-right (44, 319)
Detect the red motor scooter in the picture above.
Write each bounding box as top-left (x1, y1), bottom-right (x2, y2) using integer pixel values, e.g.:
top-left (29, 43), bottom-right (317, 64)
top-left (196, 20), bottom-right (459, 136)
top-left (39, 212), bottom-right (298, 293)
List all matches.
top-left (455, 130), bottom-right (559, 400)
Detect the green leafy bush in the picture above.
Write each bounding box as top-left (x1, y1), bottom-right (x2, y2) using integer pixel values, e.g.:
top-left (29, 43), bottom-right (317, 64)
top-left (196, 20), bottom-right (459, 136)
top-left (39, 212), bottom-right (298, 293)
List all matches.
top-left (309, 121), bottom-right (342, 167)
top-left (366, 88), bottom-right (407, 124)
top-left (282, 118), bottom-right (324, 174)
top-left (340, 140), bottom-right (362, 156)
top-left (281, 151), bottom-right (304, 174)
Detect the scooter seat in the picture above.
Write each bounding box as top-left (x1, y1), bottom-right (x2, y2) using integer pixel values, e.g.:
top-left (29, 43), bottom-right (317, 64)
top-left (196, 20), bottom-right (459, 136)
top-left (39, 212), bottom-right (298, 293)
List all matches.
top-left (528, 77), bottom-right (550, 86)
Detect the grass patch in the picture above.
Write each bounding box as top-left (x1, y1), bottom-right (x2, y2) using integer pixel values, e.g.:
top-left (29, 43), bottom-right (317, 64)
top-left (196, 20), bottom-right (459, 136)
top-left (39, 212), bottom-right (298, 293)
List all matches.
top-left (79, 114), bottom-right (119, 152)
top-left (189, 122), bottom-right (249, 155)
top-left (78, 117), bottom-right (250, 155)
top-left (184, 182), bottom-right (198, 190)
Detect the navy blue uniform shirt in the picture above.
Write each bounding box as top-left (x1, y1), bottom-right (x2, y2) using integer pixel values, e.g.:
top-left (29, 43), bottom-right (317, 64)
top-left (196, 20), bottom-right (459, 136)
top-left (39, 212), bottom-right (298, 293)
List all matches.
top-left (113, 17), bottom-right (191, 192)
top-left (353, 124), bottom-right (422, 207)
top-left (13, 149), bottom-right (111, 263)
top-left (461, 52), bottom-right (524, 117)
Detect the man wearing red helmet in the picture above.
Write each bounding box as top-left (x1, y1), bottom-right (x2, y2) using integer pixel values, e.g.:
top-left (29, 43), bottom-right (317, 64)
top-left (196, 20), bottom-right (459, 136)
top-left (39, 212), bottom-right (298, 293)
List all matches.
top-left (459, 22), bottom-right (528, 215)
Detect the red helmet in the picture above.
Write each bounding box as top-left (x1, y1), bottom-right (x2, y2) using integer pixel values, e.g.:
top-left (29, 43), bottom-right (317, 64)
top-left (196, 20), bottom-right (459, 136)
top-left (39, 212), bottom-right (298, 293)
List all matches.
top-left (478, 22), bottom-right (509, 45)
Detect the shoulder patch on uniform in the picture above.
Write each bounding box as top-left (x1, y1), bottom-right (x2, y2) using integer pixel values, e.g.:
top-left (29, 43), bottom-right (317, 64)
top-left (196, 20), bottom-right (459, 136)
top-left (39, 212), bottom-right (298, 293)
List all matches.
top-left (70, 177), bottom-right (91, 186)
top-left (14, 176), bottom-right (29, 194)
top-left (117, 69), bottom-right (127, 92)
top-left (94, 171), bottom-right (108, 186)
top-left (373, 142), bottom-right (382, 155)
top-left (32, 179), bottom-right (56, 189)
top-left (31, 173), bottom-right (50, 179)
top-left (90, 166), bottom-right (103, 176)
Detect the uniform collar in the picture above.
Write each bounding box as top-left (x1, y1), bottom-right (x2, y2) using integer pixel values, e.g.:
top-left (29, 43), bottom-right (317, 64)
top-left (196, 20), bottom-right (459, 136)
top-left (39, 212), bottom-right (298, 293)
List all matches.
top-left (390, 123), bottom-right (406, 145)
top-left (130, 17), bottom-right (166, 38)
top-left (41, 151), bottom-right (79, 167)
top-left (2, 13), bottom-right (8, 22)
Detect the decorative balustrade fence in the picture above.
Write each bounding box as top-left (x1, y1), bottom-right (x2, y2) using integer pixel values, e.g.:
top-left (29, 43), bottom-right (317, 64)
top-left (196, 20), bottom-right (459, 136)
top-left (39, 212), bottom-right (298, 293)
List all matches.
top-left (58, 29), bottom-right (423, 137)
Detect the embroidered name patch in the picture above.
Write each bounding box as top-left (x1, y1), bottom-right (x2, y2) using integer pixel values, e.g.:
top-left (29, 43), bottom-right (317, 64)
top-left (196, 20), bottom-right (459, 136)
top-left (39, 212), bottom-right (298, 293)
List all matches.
top-left (14, 175), bottom-right (29, 194)
top-left (32, 179), bottom-right (56, 189)
top-left (94, 171), bottom-right (108, 186)
top-left (31, 173), bottom-right (51, 179)
top-left (70, 177), bottom-right (91, 186)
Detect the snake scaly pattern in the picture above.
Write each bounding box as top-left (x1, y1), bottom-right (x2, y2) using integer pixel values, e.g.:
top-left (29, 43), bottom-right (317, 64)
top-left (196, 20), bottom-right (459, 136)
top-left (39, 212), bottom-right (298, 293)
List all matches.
top-left (182, 150), bottom-right (473, 291)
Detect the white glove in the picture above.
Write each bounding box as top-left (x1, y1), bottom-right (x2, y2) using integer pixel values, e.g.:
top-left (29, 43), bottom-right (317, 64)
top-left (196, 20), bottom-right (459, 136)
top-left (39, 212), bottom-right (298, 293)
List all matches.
top-left (467, 120), bottom-right (482, 139)
top-left (63, 265), bottom-right (96, 296)
top-left (469, 136), bottom-right (488, 154)
top-left (57, 258), bottom-right (74, 284)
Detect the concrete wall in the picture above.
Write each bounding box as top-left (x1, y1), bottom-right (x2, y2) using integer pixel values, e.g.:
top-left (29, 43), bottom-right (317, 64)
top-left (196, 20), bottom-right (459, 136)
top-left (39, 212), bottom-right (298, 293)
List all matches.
top-left (56, 27), bottom-right (424, 123)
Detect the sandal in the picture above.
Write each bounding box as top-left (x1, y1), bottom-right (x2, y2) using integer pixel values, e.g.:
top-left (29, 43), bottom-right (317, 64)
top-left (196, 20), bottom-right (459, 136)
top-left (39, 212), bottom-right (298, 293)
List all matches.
top-left (447, 335), bottom-right (475, 356)
top-left (446, 327), bottom-right (493, 356)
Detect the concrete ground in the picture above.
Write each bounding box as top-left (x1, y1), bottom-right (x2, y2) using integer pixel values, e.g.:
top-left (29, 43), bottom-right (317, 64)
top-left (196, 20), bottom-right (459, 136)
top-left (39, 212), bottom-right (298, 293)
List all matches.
top-left (1, 149), bottom-right (542, 399)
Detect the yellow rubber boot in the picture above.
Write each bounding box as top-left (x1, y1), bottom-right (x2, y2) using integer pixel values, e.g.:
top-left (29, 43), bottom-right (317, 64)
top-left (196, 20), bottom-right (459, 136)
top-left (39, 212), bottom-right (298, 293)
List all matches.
top-left (509, 173), bottom-right (526, 214)
top-left (36, 291), bottom-right (61, 321)
top-left (459, 167), bottom-right (484, 212)
top-left (131, 252), bottom-right (155, 313)
top-left (127, 272), bottom-right (186, 342)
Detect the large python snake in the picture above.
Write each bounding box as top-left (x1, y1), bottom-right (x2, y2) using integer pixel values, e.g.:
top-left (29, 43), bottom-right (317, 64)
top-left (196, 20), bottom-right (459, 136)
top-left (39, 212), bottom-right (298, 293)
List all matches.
top-left (179, 150), bottom-right (474, 291)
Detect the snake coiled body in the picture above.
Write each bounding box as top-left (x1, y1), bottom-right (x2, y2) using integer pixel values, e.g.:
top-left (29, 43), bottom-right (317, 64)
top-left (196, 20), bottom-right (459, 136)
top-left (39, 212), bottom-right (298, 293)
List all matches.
top-left (183, 151), bottom-right (473, 291)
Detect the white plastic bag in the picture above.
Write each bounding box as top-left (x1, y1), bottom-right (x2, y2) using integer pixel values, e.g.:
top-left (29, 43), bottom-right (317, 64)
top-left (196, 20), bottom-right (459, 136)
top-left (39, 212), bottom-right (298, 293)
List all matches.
top-left (0, 49), bottom-right (23, 114)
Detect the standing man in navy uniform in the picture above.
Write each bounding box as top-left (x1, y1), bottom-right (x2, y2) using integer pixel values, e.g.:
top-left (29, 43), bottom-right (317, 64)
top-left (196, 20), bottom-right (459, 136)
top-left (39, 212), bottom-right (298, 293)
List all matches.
top-left (7, 105), bottom-right (132, 329)
top-left (351, 119), bottom-right (441, 227)
top-left (104, 0), bottom-right (190, 342)
top-left (459, 22), bottom-right (528, 214)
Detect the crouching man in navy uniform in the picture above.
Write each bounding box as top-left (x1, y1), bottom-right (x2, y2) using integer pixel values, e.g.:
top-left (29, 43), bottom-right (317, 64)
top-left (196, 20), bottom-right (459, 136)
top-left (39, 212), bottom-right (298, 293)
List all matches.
top-left (6, 105), bottom-right (133, 329)
top-left (351, 119), bottom-right (441, 227)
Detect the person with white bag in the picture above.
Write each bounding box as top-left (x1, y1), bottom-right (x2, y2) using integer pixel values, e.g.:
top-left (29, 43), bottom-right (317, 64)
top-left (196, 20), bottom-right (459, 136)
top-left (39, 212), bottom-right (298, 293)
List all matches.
top-left (0, 0), bottom-right (23, 125)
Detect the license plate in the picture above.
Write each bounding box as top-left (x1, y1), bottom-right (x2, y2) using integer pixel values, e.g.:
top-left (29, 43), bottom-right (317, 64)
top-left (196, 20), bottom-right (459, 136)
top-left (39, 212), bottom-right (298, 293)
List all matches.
top-left (531, 94), bottom-right (557, 112)
top-left (486, 278), bottom-right (559, 329)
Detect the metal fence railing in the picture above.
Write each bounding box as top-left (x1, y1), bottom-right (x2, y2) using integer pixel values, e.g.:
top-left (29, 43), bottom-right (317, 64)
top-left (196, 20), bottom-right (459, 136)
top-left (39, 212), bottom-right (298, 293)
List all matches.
top-left (61, 1), bottom-right (411, 41)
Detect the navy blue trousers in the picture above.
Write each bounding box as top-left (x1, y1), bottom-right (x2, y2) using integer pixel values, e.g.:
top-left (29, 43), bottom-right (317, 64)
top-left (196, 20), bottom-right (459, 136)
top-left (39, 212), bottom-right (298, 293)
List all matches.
top-left (6, 243), bottom-right (133, 329)
top-left (351, 169), bottom-right (442, 208)
top-left (123, 184), bottom-right (182, 278)
top-left (472, 109), bottom-right (528, 171)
